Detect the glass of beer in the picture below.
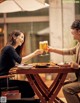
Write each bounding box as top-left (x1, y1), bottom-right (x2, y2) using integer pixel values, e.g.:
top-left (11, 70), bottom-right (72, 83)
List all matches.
top-left (43, 41), bottom-right (49, 55)
top-left (39, 41), bottom-right (44, 56)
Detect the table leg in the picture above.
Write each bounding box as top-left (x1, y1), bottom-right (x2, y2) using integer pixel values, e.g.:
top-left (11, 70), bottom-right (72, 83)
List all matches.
top-left (48, 73), bottom-right (67, 103)
top-left (49, 73), bottom-right (62, 93)
top-left (34, 74), bottom-right (49, 93)
top-left (30, 74), bottom-right (49, 100)
top-left (55, 97), bottom-right (65, 103)
top-left (48, 73), bottom-right (63, 97)
top-left (26, 74), bottom-right (47, 103)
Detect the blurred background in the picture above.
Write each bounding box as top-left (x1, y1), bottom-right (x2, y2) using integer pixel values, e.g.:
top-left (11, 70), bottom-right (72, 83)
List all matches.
top-left (0, 0), bottom-right (80, 64)
top-left (0, 1), bottom-right (80, 99)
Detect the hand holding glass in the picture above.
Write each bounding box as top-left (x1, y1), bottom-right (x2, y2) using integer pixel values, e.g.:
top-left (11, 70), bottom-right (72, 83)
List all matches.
top-left (39, 41), bottom-right (49, 56)
top-left (43, 41), bottom-right (49, 55)
top-left (39, 41), bottom-right (44, 56)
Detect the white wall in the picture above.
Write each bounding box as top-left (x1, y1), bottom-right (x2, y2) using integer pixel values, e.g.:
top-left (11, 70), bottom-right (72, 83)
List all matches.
top-left (49, 0), bottom-right (75, 63)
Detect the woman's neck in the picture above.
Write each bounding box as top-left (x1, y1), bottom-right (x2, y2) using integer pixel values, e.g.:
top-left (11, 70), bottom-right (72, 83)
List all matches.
top-left (13, 45), bottom-right (18, 49)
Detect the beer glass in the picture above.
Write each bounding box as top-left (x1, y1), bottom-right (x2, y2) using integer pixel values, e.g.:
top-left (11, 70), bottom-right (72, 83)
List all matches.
top-left (43, 41), bottom-right (49, 55)
top-left (39, 41), bottom-right (44, 56)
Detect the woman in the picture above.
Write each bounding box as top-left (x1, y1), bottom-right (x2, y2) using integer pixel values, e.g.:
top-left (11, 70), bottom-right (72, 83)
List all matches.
top-left (0, 30), bottom-right (42, 98)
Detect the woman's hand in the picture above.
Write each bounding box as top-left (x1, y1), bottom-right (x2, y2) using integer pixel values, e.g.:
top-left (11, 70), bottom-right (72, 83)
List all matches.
top-left (22, 49), bottom-right (43, 63)
top-left (70, 62), bottom-right (79, 69)
top-left (33, 49), bottom-right (43, 56)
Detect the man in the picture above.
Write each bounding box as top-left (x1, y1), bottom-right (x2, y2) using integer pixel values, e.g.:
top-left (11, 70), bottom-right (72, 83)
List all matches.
top-left (48, 20), bottom-right (80, 103)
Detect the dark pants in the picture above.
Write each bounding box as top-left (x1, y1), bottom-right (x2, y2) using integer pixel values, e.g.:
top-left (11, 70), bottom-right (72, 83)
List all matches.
top-left (0, 79), bottom-right (35, 98)
top-left (62, 81), bottom-right (80, 103)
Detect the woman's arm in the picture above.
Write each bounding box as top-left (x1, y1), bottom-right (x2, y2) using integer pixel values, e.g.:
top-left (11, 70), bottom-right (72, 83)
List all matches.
top-left (8, 46), bottom-right (42, 64)
top-left (21, 49), bottom-right (42, 64)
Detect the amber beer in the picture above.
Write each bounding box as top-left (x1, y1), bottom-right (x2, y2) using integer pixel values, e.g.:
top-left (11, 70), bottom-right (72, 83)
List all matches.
top-left (39, 41), bottom-right (44, 50)
top-left (43, 41), bottom-right (48, 53)
top-left (39, 41), bottom-right (48, 56)
top-left (39, 41), bottom-right (44, 56)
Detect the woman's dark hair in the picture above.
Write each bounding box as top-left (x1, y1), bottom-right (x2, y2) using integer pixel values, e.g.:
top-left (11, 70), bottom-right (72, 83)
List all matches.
top-left (8, 30), bottom-right (22, 46)
top-left (71, 20), bottom-right (80, 30)
top-left (7, 30), bottom-right (25, 56)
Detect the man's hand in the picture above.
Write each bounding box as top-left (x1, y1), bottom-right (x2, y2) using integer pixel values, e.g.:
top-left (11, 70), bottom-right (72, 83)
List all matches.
top-left (70, 62), bottom-right (79, 69)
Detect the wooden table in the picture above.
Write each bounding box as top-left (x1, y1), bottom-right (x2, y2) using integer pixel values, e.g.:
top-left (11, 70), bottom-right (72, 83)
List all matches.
top-left (15, 65), bottom-right (77, 103)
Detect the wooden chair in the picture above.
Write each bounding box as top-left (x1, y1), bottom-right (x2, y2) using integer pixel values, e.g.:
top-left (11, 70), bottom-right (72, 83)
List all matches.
top-left (0, 74), bottom-right (40, 103)
top-left (0, 74), bottom-right (21, 100)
